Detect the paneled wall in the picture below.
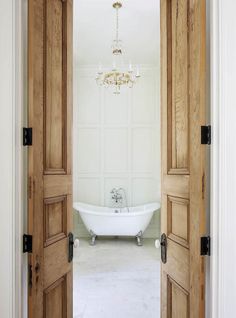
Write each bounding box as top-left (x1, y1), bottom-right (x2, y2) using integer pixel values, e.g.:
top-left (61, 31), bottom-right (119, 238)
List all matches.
top-left (73, 66), bottom-right (160, 238)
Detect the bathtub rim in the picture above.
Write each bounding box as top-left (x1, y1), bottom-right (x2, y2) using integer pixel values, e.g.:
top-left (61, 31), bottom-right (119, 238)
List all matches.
top-left (73, 201), bottom-right (161, 217)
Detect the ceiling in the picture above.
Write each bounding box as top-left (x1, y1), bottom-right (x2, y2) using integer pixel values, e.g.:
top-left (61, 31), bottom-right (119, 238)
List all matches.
top-left (73, 0), bottom-right (160, 66)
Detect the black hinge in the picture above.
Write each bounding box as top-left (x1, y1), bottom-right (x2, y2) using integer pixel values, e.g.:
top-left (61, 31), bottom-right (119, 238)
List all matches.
top-left (201, 125), bottom-right (211, 145)
top-left (23, 234), bottom-right (32, 253)
top-left (200, 236), bottom-right (211, 256)
top-left (23, 127), bottom-right (33, 146)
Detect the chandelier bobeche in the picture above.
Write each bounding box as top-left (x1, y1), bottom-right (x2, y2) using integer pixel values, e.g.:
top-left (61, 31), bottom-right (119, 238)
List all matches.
top-left (96, 2), bottom-right (140, 94)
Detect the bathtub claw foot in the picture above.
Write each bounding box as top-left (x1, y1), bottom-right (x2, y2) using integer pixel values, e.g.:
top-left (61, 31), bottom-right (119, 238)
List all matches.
top-left (89, 230), bottom-right (97, 246)
top-left (136, 231), bottom-right (143, 246)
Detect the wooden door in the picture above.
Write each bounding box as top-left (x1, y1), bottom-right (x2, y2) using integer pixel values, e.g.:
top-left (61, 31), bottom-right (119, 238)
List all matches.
top-left (28, 0), bottom-right (73, 317)
top-left (160, 0), bottom-right (206, 317)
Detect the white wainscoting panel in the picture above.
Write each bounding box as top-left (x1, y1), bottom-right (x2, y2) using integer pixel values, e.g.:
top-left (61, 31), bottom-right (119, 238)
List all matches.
top-left (104, 88), bottom-right (129, 125)
top-left (77, 77), bottom-right (100, 125)
top-left (73, 66), bottom-right (160, 238)
top-left (77, 128), bottom-right (101, 173)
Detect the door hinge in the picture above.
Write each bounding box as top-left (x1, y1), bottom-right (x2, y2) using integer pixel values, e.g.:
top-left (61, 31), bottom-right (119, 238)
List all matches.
top-left (200, 236), bottom-right (211, 256)
top-left (201, 125), bottom-right (211, 145)
top-left (23, 234), bottom-right (32, 253)
top-left (23, 127), bottom-right (33, 146)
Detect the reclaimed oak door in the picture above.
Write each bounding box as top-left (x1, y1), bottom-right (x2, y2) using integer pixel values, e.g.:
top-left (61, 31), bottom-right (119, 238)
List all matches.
top-left (28, 0), bottom-right (73, 317)
top-left (160, 0), bottom-right (206, 317)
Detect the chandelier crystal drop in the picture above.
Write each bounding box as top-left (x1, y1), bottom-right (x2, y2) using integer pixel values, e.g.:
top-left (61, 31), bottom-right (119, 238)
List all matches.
top-left (95, 2), bottom-right (140, 94)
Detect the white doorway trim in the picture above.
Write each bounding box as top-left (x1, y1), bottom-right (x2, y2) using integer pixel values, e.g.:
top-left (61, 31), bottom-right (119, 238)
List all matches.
top-left (0, 0), bottom-right (26, 317)
top-left (210, 0), bottom-right (220, 316)
top-left (210, 0), bottom-right (236, 317)
top-left (0, 0), bottom-right (17, 317)
top-left (0, 0), bottom-right (16, 317)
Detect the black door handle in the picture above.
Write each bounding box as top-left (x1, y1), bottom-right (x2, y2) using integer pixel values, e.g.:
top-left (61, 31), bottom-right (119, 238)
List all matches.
top-left (160, 233), bottom-right (167, 264)
top-left (68, 232), bottom-right (74, 263)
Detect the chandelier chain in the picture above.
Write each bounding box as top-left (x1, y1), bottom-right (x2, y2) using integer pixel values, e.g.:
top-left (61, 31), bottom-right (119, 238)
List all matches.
top-left (116, 7), bottom-right (119, 44)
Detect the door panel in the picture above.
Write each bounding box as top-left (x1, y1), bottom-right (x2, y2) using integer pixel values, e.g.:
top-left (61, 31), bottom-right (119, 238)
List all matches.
top-left (161, 0), bottom-right (206, 317)
top-left (44, 0), bottom-right (70, 175)
top-left (168, 0), bottom-right (189, 174)
top-left (28, 0), bottom-right (73, 317)
top-left (44, 277), bottom-right (67, 318)
top-left (163, 239), bottom-right (189, 291)
top-left (169, 278), bottom-right (189, 318)
top-left (167, 196), bottom-right (189, 248)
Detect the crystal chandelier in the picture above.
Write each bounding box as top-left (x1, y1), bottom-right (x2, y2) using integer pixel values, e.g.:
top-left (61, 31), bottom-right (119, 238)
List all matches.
top-left (96, 2), bottom-right (140, 94)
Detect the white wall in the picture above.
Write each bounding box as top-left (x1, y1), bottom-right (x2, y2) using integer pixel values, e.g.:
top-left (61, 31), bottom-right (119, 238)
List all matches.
top-left (73, 66), bottom-right (160, 238)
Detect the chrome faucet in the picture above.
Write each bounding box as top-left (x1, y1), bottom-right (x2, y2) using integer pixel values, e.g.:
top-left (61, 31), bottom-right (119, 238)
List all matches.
top-left (110, 188), bottom-right (129, 212)
top-left (110, 188), bottom-right (123, 205)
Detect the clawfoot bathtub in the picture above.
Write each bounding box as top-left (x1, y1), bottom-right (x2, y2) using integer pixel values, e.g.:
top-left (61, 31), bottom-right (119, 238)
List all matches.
top-left (73, 202), bottom-right (160, 246)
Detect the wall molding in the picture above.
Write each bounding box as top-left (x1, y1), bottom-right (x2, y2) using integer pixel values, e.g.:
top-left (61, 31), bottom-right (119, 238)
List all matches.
top-left (73, 66), bottom-right (161, 238)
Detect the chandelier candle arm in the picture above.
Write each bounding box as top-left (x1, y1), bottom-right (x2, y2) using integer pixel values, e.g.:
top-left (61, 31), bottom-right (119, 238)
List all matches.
top-left (136, 66), bottom-right (140, 78)
top-left (129, 63), bottom-right (133, 73)
top-left (98, 63), bottom-right (103, 74)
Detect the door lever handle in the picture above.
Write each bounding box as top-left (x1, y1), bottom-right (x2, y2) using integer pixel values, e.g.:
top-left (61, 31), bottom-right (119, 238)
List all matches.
top-left (68, 232), bottom-right (74, 263)
top-left (160, 233), bottom-right (167, 264)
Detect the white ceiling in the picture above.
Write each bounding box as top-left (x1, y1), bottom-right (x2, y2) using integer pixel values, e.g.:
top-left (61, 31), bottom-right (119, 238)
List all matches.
top-left (73, 0), bottom-right (160, 66)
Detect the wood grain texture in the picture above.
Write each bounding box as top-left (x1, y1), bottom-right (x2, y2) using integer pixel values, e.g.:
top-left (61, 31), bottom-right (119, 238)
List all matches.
top-left (43, 0), bottom-right (72, 176)
top-left (44, 277), bottom-right (66, 318)
top-left (28, 0), bottom-right (73, 317)
top-left (163, 239), bottom-right (189, 291)
top-left (168, 277), bottom-right (189, 318)
top-left (171, 0), bottom-right (189, 171)
top-left (188, 0), bottom-right (206, 316)
top-left (167, 196), bottom-right (189, 248)
top-left (44, 195), bottom-right (67, 247)
top-left (161, 0), bottom-right (206, 317)
top-left (44, 239), bottom-right (71, 289)
top-left (163, 174), bottom-right (189, 199)
top-left (44, 175), bottom-right (72, 198)
top-left (44, 0), bottom-right (66, 174)
top-left (28, 1), bottom-right (44, 316)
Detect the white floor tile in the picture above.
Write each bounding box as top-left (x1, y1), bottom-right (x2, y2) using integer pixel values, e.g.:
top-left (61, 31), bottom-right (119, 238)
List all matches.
top-left (73, 238), bottom-right (160, 318)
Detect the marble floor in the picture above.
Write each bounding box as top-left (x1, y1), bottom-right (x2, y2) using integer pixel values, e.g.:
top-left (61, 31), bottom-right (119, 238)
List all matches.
top-left (73, 238), bottom-right (160, 318)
